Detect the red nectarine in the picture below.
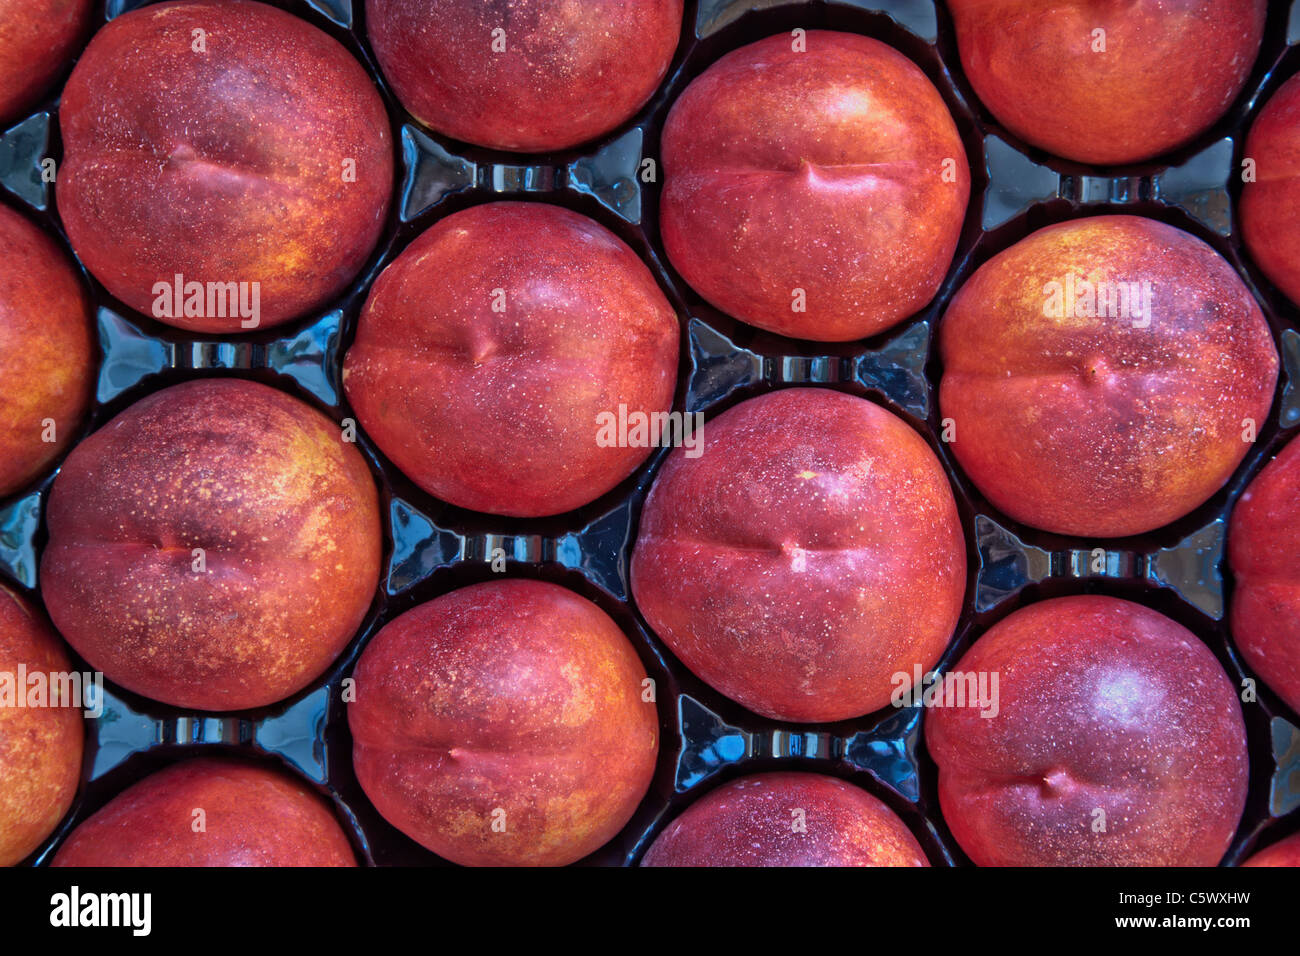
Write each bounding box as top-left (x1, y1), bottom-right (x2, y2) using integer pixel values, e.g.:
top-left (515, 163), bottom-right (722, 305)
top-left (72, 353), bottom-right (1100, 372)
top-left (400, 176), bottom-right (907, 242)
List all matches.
top-left (365, 0), bottom-right (682, 152)
top-left (660, 30), bottom-right (969, 341)
top-left (40, 378), bottom-right (381, 711)
top-left (0, 586), bottom-right (82, 866)
top-left (939, 215), bottom-right (1278, 537)
top-left (1242, 830), bottom-right (1300, 867)
top-left (52, 758), bottom-right (355, 866)
top-left (1242, 71), bottom-right (1300, 309)
top-left (0, 0), bottom-right (91, 123)
top-left (58, 0), bottom-right (392, 332)
top-left (1229, 435), bottom-right (1300, 717)
top-left (948, 0), bottom-right (1265, 165)
top-left (641, 772), bottom-right (928, 867)
top-left (0, 203), bottom-right (94, 499)
top-left (343, 201), bottom-right (679, 518)
top-left (631, 388), bottom-right (966, 723)
top-left (927, 595), bottom-right (1248, 866)
top-left (349, 579), bottom-right (658, 866)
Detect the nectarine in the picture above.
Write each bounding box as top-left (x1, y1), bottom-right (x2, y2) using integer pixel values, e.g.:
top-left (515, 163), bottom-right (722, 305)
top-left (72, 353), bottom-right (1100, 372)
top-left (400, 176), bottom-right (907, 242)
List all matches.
top-left (660, 30), bottom-right (969, 341)
top-left (0, 203), bottom-right (94, 499)
top-left (349, 579), bottom-right (658, 866)
top-left (1229, 435), bottom-right (1300, 717)
top-left (0, 586), bottom-right (82, 866)
top-left (939, 215), bottom-right (1278, 537)
top-left (1241, 71), bottom-right (1300, 309)
top-left (343, 201), bottom-right (679, 518)
top-left (927, 595), bottom-right (1248, 866)
top-left (40, 378), bottom-right (381, 711)
top-left (642, 772), bottom-right (928, 867)
top-left (631, 388), bottom-right (966, 723)
top-left (52, 758), bottom-right (355, 866)
top-left (57, 0), bottom-right (392, 332)
top-left (365, 0), bottom-right (682, 152)
top-left (1242, 830), bottom-right (1300, 867)
top-left (0, 0), bottom-right (91, 123)
top-left (948, 0), bottom-right (1265, 165)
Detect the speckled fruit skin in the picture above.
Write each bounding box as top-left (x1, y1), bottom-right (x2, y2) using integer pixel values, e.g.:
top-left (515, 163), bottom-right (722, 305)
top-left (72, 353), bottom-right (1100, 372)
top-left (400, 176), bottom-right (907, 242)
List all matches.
top-left (1242, 72), bottom-right (1300, 309)
top-left (0, 587), bottom-right (82, 867)
top-left (948, 0), bottom-right (1264, 166)
top-left (343, 201), bottom-right (679, 518)
top-left (40, 379), bottom-right (381, 712)
top-left (0, 204), bottom-right (94, 498)
top-left (940, 215), bottom-right (1278, 538)
top-left (57, 0), bottom-right (392, 333)
top-left (1242, 830), bottom-right (1300, 867)
top-left (0, 0), bottom-right (92, 123)
top-left (52, 758), bottom-right (355, 866)
top-left (631, 388), bottom-right (966, 723)
top-left (365, 0), bottom-right (682, 152)
top-left (1228, 436), bottom-right (1300, 717)
top-left (349, 579), bottom-right (658, 867)
top-left (927, 595), bottom-right (1248, 867)
top-left (641, 772), bottom-right (928, 867)
top-left (660, 30), bottom-right (969, 342)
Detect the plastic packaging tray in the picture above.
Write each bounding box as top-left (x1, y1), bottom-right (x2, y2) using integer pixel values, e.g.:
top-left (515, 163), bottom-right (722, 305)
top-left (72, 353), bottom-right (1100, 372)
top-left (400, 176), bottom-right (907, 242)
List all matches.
top-left (2, 0), bottom-right (1297, 866)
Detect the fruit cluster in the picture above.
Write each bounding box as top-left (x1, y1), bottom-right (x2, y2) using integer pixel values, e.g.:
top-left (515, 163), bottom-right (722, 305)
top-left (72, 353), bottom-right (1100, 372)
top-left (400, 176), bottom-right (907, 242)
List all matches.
top-left (1, 0), bottom-right (1298, 868)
